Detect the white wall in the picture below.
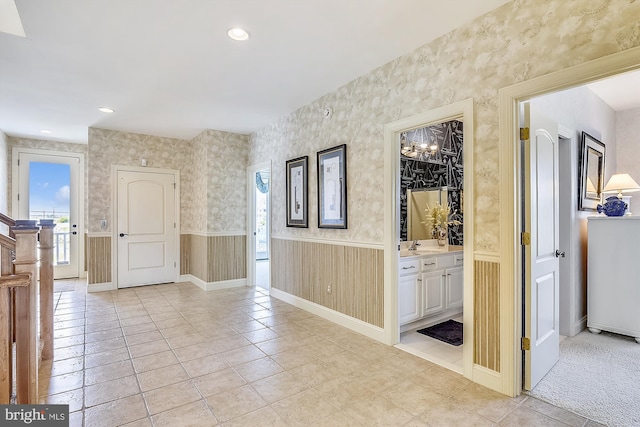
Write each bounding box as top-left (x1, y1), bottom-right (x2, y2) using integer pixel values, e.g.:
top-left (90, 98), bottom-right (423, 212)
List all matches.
top-left (530, 85), bottom-right (617, 336)
top-left (0, 130), bottom-right (7, 234)
top-left (615, 107), bottom-right (640, 215)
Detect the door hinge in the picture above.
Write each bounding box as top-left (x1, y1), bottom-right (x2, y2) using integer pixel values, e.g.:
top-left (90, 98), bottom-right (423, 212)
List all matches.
top-left (173, 182), bottom-right (176, 189)
top-left (17, 193), bottom-right (19, 201)
top-left (520, 127), bottom-right (530, 140)
top-left (521, 231), bottom-right (531, 246)
top-left (521, 337), bottom-right (531, 351)
top-left (17, 158), bottom-right (20, 166)
top-left (398, 244), bottom-right (400, 251)
top-left (174, 261), bottom-right (177, 268)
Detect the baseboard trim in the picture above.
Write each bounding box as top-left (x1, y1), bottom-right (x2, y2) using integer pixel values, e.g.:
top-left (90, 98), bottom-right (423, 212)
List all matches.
top-left (472, 364), bottom-right (503, 394)
top-left (181, 274), bottom-right (247, 291)
top-left (570, 315), bottom-right (588, 337)
top-left (87, 282), bottom-right (114, 292)
top-left (269, 288), bottom-right (385, 343)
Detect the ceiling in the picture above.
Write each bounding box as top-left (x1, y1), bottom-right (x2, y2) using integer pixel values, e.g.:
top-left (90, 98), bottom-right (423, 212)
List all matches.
top-left (1, 1), bottom-right (637, 145)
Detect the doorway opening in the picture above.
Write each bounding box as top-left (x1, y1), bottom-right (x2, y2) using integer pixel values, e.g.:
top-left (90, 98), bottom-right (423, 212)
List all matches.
top-left (383, 98), bottom-right (474, 380)
top-left (248, 162), bottom-right (271, 291)
top-left (497, 46), bottom-right (640, 397)
top-left (12, 148), bottom-right (84, 279)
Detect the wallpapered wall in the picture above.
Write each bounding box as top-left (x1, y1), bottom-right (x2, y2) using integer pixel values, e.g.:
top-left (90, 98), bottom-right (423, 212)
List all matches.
top-left (400, 120), bottom-right (464, 244)
top-left (87, 128), bottom-right (191, 233)
top-left (248, 0), bottom-right (640, 253)
top-left (87, 128), bottom-right (249, 234)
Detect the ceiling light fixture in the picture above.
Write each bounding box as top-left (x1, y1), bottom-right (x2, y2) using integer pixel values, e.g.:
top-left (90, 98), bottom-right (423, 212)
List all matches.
top-left (39, 130), bottom-right (52, 134)
top-left (227, 28), bottom-right (250, 41)
top-left (98, 106), bottom-right (115, 113)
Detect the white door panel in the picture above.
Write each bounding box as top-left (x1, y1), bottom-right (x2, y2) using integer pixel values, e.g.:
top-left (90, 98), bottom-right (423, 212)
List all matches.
top-left (117, 170), bottom-right (177, 288)
top-left (15, 151), bottom-right (82, 279)
top-left (523, 103), bottom-right (560, 390)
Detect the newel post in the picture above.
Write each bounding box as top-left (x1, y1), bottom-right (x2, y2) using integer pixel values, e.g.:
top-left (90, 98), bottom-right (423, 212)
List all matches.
top-left (38, 219), bottom-right (55, 361)
top-left (12, 220), bottom-right (39, 404)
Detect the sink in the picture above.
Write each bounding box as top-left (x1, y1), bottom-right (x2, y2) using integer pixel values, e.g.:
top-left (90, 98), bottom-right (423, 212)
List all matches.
top-left (399, 244), bottom-right (463, 257)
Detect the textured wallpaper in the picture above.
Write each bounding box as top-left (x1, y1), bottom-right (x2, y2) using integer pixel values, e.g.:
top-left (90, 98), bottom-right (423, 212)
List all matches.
top-left (190, 129), bottom-right (249, 233)
top-left (87, 128), bottom-right (191, 233)
top-left (87, 128), bottom-right (249, 234)
top-left (249, 0), bottom-right (640, 252)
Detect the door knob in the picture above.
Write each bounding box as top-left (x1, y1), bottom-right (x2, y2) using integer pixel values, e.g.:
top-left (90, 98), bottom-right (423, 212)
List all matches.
top-left (555, 250), bottom-right (565, 258)
top-left (119, 233), bottom-right (128, 237)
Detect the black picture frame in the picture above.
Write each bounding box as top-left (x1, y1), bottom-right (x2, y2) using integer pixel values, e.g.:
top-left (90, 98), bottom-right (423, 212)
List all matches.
top-left (579, 131), bottom-right (606, 211)
top-left (317, 144), bottom-right (347, 229)
top-left (286, 156), bottom-right (308, 227)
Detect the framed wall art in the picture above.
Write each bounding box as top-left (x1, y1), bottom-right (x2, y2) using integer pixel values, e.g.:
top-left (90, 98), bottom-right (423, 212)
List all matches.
top-left (579, 131), bottom-right (605, 211)
top-left (317, 144), bottom-right (347, 229)
top-left (286, 156), bottom-right (308, 227)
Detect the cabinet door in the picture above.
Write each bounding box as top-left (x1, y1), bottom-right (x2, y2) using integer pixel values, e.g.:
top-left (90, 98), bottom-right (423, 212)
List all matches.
top-left (399, 274), bottom-right (421, 325)
top-left (445, 266), bottom-right (464, 310)
top-left (422, 270), bottom-right (445, 317)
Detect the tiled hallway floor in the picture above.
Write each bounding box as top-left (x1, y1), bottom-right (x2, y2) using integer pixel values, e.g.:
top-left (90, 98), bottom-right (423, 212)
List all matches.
top-left (38, 280), bottom-right (602, 426)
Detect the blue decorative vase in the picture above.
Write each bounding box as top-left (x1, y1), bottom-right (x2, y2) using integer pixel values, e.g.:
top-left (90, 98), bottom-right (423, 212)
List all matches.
top-left (597, 196), bottom-right (627, 217)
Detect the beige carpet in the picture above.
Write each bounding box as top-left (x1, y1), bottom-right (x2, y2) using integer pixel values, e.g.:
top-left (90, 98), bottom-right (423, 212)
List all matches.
top-left (528, 330), bottom-right (640, 427)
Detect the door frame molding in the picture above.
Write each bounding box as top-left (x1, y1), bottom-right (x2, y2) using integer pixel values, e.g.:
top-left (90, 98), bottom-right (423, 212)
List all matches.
top-left (383, 98), bottom-right (475, 379)
top-left (246, 161), bottom-right (271, 289)
top-left (499, 46), bottom-right (640, 396)
top-left (111, 165), bottom-right (180, 289)
top-left (11, 147), bottom-right (85, 279)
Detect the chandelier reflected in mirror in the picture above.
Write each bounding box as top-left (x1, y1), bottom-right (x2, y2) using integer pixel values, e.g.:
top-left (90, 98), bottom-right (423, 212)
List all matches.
top-left (400, 126), bottom-right (439, 162)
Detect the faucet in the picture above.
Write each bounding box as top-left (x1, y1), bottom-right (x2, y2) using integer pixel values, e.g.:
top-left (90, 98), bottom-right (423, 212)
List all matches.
top-left (408, 240), bottom-right (420, 251)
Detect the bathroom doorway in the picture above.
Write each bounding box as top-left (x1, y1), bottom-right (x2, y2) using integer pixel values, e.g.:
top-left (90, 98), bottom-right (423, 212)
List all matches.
top-left (383, 99), bottom-right (474, 379)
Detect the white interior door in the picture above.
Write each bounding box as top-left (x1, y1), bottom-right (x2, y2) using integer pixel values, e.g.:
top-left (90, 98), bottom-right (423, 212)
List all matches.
top-left (14, 150), bottom-right (82, 279)
top-left (522, 103), bottom-right (561, 390)
top-left (117, 169), bottom-right (177, 288)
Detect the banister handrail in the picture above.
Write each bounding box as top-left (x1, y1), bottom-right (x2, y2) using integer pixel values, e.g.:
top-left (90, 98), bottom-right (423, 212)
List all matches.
top-left (0, 274), bottom-right (31, 288)
top-left (0, 213), bottom-right (15, 228)
top-left (0, 234), bottom-right (16, 249)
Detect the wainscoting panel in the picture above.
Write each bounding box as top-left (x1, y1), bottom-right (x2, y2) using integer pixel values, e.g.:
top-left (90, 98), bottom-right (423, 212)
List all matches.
top-left (208, 235), bottom-right (246, 282)
top-left (272, 238), bottom-right (384, 328)
top-left (180, 234), bottom-right (191, 275)
top-left (181, 234), bottom-right (247, 283)
top-left (87, 235), bottom-right (111, 284)
top-left (473, 259), bottom-right (500, 372)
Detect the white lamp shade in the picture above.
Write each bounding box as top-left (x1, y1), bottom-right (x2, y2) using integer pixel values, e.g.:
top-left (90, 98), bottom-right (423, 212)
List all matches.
top-left (603, 173), bottom-right (640, 195)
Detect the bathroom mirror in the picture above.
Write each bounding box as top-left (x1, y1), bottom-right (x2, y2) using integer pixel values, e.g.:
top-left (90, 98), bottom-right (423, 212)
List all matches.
top-left (407, 187), bottom-right (447, 240)
top-left (399, 120), bottom-right (464, 245)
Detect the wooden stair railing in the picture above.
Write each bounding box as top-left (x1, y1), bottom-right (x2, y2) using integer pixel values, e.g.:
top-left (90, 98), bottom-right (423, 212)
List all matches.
top-left (11, 220), bottom-right (40, 404)
top-left (0, 273), bottom-right (31, 404)
top-left (0, 217), bottom-right (44, 404)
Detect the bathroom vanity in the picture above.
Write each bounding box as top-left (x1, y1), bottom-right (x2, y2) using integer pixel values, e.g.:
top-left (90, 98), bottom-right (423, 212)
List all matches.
top-left (399, 244), bottom-right (463, 331)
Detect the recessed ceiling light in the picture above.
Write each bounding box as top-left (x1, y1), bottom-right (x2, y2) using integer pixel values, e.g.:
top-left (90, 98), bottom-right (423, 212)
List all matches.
top-left (39, 130), bottom-right (52, 134)
top-left (98, 106), bottom-right (115, 113)
top-left (227, 28), bottom-right (250, 41)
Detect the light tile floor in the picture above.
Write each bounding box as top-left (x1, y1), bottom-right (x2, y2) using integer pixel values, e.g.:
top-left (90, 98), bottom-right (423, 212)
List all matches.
top-left (38, 279), bottom-right (603, 426)
top-left (397, 316), bottom-right (464, 374)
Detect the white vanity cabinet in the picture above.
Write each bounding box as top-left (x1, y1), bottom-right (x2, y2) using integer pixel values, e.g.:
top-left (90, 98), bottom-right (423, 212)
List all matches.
top-left (399, 250), bottom-right (463, 328)
top-left (398, 258), bottom-right (421, 325)
top-left (587, 216), bottom-right (640, 342)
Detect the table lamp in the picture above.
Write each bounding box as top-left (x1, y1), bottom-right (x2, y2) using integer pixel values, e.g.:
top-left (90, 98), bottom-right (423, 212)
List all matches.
top-left (603, 173), bottom-right (640, 215)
